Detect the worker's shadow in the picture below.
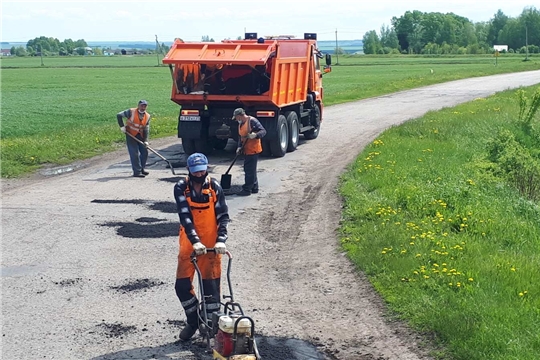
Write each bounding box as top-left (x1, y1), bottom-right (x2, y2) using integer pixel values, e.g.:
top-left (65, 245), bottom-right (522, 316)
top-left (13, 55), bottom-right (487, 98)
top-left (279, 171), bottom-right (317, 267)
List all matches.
top-left (90, 340), bottom-right (210, 360)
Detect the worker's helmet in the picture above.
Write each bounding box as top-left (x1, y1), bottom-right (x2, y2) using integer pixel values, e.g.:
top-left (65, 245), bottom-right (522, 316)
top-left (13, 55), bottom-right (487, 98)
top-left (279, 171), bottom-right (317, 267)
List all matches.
top-left (187, 153), bottom-right (208, 173)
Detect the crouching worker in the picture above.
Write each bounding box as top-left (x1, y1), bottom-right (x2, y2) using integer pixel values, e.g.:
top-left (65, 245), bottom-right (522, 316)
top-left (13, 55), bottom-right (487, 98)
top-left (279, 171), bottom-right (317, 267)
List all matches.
top-left (173, 153), bottom-right (230, 341)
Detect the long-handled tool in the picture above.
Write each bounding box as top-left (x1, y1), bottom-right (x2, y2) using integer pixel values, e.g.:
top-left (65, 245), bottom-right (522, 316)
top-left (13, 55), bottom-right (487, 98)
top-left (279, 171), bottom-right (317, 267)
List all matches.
top-left (125, 132), bottom-right (178, 175)
top-left (220, 141), bottom-right (245, 190)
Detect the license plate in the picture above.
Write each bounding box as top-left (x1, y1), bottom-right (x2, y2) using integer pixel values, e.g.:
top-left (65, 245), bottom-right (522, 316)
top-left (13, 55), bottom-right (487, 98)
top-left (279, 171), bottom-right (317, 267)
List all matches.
top-left (180, 115), bottom-right (201, 121)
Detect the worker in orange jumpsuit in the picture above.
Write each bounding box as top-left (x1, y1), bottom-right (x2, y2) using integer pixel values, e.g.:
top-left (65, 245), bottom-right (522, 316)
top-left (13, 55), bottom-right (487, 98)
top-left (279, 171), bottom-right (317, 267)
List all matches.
top-left (173, 153), bottom-right (230, 341)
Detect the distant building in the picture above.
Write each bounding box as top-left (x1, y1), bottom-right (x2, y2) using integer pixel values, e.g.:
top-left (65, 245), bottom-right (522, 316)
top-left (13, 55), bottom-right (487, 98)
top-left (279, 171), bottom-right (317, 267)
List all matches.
top-left (1, 49), bottom-right (12, 56)
top-left (493, 45), bottom-right (508, 52)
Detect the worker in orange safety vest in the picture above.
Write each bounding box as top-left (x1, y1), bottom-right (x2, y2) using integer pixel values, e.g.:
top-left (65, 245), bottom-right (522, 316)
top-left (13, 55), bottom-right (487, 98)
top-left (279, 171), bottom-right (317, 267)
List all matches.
top-left (232, 108), bottom-right (267, 196)
top-left (117, 100), bottom-right (151, 177)
top-left (173, 153), bottom-right (230, 341)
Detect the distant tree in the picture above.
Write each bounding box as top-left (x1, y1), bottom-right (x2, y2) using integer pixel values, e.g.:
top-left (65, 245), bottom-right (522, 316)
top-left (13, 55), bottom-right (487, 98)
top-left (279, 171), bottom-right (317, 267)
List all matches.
top-left (93, 47), bottom-right (102, 56)
top-left (520, 6), bottom-right (540, 48)
top-left (201, 35), bottom-right (215, 42)
top-left (10, 46), bottom-right (16, 55)
top-left (487, 10), bottom-right (509, 45)
top-left (62, 39), bottom-right (75, 54)
top-left (363, 30), bottom-right (381, 54)
top-left (73, 39), bottom-right (88, 48)
top-left (380, 24), bottom-right (399, 49)
top-left (15, 46), bottom-right (27, 56)
top-left (391, 10), bottom-right (424, 52)
top-left (237, 36), bottom-right (242, 40)
top-left (76, 47), bottom-right (86, 56)
top-left (59, 47), bottom-right (67, 56)
top-left (498, 18), bottom-right (523, 50)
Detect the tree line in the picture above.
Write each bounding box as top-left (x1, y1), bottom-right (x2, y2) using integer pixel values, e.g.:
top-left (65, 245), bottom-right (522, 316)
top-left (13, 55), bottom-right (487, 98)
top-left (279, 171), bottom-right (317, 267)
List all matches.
top-left (10, 36), bottom-right (171, 57)
top-left (363, 6), bottom-right (539, 55)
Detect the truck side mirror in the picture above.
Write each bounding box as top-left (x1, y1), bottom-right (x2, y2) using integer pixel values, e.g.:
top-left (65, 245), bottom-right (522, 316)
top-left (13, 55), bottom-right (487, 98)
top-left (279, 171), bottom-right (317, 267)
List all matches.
top-left (325, 54), bottom-right (332, 66)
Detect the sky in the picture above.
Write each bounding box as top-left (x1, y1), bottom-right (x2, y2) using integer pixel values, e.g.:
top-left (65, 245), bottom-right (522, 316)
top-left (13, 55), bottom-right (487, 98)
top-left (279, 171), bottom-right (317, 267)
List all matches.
top-left (1, 0), bottom-right (536, 43)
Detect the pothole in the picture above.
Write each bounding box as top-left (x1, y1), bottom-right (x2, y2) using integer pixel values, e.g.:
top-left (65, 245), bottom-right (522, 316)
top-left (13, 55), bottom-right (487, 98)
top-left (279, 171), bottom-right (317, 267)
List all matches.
top-left (110, 278), bottom-right (165, 293)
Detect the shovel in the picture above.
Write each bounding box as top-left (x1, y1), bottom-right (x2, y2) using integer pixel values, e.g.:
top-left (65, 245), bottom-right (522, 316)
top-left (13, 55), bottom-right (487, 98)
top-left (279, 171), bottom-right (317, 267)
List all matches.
top-left (220, 143), bottom-right (244, 190)
top-left (125, 132), bottom-right (178, 175)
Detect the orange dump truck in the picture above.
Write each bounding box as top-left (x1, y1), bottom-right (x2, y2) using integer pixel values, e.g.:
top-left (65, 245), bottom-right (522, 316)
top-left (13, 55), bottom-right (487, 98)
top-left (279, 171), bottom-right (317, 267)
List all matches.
top-left (162, 33), bottom-right (331, 157)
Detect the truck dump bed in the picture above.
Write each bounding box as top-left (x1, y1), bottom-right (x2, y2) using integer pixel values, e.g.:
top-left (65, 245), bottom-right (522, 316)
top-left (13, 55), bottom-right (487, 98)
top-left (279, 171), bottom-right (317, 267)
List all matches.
top-left (162, 39), bottom-right (314, 107)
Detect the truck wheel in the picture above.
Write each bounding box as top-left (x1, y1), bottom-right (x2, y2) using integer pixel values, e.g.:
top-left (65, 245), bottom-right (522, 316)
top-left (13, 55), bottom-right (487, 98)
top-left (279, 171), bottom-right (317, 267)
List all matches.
top-left (303, 104), bottom-right (321, 140)
top-left (285, 111), bottom-right (299, 152)
top-left (195, 139), bottom-right (213, 155)
top-left (181, 138), bottom-right (196, 155)
top-left (270, 115), bottom-right (288, 157)
top-left (210, 137), bottom-right (228, 151)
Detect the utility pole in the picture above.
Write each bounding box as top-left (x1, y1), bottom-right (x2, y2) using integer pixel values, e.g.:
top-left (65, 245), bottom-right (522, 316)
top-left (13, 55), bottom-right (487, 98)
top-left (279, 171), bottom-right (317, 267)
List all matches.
top-left (155, 35), bottom-right (161, 66)
top-left (525, 25), bottom-right (529, 61)
top-left (335, 28), bottom-right (339, 65)
top-left (39, 44), bottom-right (44, 66)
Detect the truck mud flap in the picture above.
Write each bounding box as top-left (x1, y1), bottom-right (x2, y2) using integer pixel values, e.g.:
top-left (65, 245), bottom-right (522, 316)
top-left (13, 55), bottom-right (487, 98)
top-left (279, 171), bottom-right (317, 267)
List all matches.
top-left (178, 120), bottom-right (203, 139)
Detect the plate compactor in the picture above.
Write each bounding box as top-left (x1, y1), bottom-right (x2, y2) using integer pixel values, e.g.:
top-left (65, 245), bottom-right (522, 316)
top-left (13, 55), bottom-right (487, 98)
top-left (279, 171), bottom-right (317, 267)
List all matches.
top-left (191, 248), bottom-right (261, 360)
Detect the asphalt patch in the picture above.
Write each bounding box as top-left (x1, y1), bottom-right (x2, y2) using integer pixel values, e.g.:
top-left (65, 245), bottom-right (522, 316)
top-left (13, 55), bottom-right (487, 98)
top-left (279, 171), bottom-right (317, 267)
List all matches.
top-left (54, 278), bottom-right (82, 287)
top-left (255, 336), bottom-right (328, 360)
top-left (100, 221), bottom-right (178, 238)
top-left (91, 199), bottom-right (146, 204)
top-left (110, 278), bottom-right (165, 293)
top-left (135, 217), bottom-right (165, 223)
top-left (92, 198), bottom-right (177, 215)
top-left (95, 322), bottom-right (137, 338)
top-left (148, 201), bottom-right (177, 214)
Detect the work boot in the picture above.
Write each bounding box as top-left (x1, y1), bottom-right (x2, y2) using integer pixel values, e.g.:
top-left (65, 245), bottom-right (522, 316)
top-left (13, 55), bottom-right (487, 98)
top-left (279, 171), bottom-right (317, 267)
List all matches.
top-left (179, 324), bottom-right (197, 341)
top-left (141, 169), bottom-right (149, 175)
top-left (133, 173), bottom-right (145, 178)
top-left (251, 188), bottom-right (259, 194)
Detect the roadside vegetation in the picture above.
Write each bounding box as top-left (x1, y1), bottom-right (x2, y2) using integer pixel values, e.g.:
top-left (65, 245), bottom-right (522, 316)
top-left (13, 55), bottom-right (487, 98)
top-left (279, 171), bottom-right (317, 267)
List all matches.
top-left (1, 54), bottom-right (539, 177)
top-left (339, 86), bottom-right (540, 360)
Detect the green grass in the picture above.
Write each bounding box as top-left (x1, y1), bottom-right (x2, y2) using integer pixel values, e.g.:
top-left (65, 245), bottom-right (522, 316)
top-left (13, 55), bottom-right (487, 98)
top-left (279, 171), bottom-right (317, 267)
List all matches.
top-left (339, 87), bottom-right (540, 360)
top-left (324, 54), bottom-right (540, 105)
top-left (1, 54), bottom-right (539, 177)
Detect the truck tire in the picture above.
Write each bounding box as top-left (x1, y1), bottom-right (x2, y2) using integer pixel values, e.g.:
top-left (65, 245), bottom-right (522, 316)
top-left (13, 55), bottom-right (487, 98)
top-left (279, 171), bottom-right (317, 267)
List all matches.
top-left (285, 111), bottom-right (299, 152)
top-left (270, 114), bottom-right (288, 157)
top-left (303, 104), bottom-right (321, 140)
top-left (210, 137), bottom-right (228, 151)
top-left (181, 137), bottom-right (197, 155)
top-left (195, 139), bottom-right (213, 155)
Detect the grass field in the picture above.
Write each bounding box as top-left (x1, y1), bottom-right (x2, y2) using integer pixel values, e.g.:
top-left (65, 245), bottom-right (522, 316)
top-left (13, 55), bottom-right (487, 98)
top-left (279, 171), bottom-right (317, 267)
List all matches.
top-left (2, 54), bottom-right (538, 177)
top-left (340, 86), bottom-right (540, 359)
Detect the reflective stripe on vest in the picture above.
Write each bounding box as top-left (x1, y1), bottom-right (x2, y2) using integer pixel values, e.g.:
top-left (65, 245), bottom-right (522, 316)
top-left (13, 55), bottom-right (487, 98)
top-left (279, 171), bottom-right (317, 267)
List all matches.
top-left (126, 108), bottom-right (150, 136)
top-left (179, 176), bottom-right (218, 251)
top-left (239, 117), bottom-right (262, 155)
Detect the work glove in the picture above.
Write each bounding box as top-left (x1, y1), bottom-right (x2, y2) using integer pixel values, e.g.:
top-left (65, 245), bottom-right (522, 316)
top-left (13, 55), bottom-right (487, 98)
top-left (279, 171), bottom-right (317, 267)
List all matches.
top-left (192, 242), bottom-right (207, 255)
top-left (247, 132), bottom-right (257, 139)
top-left (214, 242), bottom-right (226, 255)
top-left (120, 126), bottom-right (126, 133)
top-left (236, 148), bottom-right (243, 155)
top-left (143, 141), bottom-right (149, 146)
